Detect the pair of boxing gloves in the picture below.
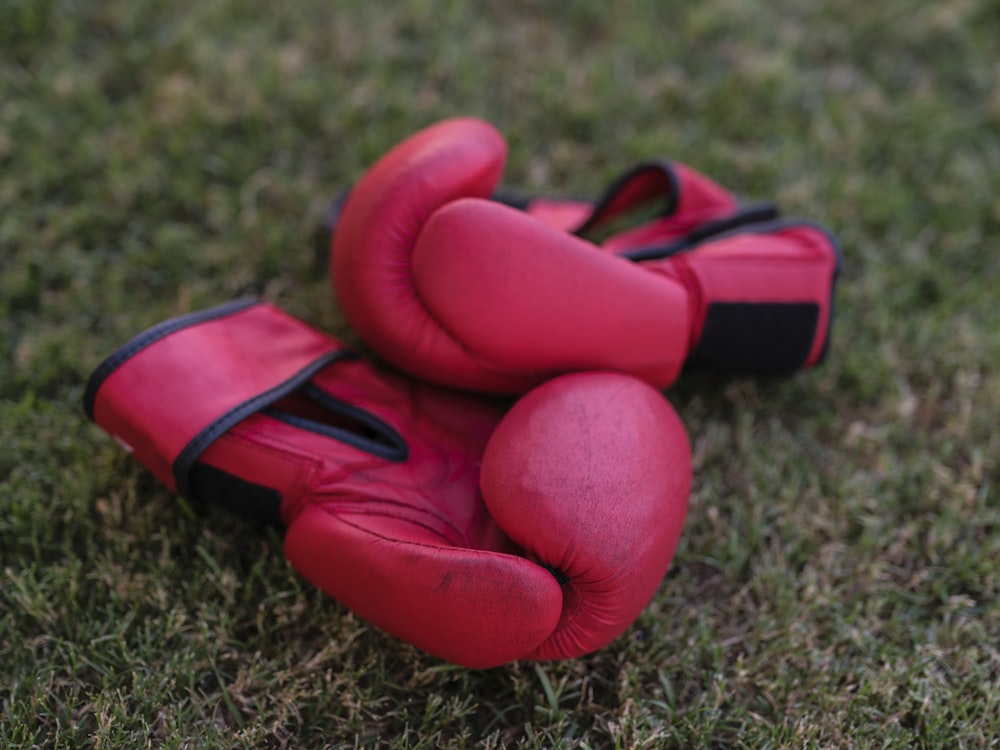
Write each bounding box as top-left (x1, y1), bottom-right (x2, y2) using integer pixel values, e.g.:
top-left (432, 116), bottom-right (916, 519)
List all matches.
top-left (86, 117), bottom-right (841, 669)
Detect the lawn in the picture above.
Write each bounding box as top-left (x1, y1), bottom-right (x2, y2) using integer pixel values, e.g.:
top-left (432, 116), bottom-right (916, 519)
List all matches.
top-left (2, 0), bottom-right (998, 747)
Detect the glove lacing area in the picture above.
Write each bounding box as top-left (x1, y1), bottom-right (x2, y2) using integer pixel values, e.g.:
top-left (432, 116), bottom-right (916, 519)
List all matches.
top-left (264, 382), bottom-right (409, 463)
top-left (184, 377), bottom-right (410, 525)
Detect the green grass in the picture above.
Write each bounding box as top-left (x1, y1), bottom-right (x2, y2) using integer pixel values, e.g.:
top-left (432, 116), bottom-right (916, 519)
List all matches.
top-left (2, 0), bottom-right (999, 747)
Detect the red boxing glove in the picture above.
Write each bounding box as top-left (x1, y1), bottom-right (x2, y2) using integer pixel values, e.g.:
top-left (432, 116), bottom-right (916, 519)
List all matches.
top-left (85, 299), bottom-right (691, 668)
top-left (331, 117), bottom-right (842, 394)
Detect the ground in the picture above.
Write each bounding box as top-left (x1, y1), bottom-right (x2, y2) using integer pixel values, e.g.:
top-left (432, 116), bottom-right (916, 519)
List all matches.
top-left (1, 0), bottom-right (998, 747)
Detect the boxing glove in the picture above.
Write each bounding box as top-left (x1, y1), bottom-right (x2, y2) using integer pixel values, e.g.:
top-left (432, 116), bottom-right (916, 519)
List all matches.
top-left (84, 299), bottom-right (691, 668)
top-left (331, 116), bottom-right (842, 394)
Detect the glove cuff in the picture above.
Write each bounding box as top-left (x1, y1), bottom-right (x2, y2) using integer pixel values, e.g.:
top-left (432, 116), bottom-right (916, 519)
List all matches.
top-left (84, 299), bottom-right (349, 502)
top-left (630, 218), bottom-right (842, 375)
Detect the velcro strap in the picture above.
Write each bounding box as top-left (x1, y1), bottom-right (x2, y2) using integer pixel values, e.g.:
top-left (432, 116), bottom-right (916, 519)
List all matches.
top-left (493, 161), bottom-right (683, 236)
top-left (618, 202), bottom-right (781, 262)
top-left (571, 160), bottom-right (681, 236)
top-left (84, 299), bottom-right (349, 500)
top-left (688, 302), bottom-right (821, 374)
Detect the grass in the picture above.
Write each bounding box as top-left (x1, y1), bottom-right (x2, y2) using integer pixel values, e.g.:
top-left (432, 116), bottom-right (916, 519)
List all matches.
top-left (2, 0), bottom-right (999, 746)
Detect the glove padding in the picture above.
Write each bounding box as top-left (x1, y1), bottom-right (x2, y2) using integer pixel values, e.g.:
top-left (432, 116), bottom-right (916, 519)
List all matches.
top-left (331, 117), bottom-right (842, 394)
top-left (85, 299), bottom-right (691, 668)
